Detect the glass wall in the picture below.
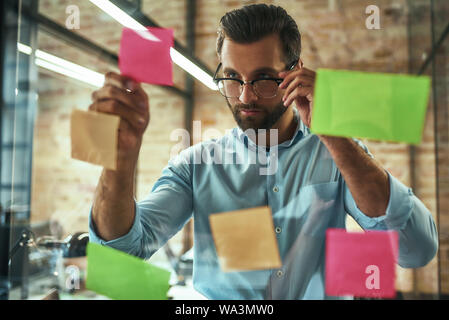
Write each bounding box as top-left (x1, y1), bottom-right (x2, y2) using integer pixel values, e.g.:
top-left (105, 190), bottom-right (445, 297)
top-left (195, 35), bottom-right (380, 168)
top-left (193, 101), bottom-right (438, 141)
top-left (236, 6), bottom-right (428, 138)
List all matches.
top-left (1, 0), bottom-right (192, 300)
top-left (0, 0), bottom-right (448, 300)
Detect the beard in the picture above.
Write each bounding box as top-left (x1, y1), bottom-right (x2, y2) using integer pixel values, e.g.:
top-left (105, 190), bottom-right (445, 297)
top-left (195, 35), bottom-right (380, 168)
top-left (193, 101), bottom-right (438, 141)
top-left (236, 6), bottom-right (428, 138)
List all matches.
top-left (226, 99), bottom-right (288, 132)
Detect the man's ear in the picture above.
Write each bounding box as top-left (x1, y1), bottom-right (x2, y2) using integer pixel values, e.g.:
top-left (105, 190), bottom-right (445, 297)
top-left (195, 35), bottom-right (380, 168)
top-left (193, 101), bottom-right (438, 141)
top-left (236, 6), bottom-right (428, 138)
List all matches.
top-left (298, 59), bottom-right (304, 69)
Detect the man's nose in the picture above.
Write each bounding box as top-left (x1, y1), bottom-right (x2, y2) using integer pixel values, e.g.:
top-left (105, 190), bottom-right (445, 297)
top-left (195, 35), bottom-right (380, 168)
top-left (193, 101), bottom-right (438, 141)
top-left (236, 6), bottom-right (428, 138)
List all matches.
top-left (239, 83), bottom-right (258, 104)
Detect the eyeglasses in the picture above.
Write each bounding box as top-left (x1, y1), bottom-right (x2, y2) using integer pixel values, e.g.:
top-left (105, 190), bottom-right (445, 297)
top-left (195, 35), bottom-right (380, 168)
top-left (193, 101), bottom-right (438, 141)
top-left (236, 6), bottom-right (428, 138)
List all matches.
top-left (213, 61), bottom-right (298, 99)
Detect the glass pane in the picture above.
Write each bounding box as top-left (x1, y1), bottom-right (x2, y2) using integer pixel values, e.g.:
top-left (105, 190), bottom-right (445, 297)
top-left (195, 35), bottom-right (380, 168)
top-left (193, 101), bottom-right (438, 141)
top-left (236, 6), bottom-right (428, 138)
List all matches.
top-left (2, 0), bottom-right (188, 300)
top-left (1, 0), bottom-right (38, 300)
top-left (1, 0), bottom-right (447, 301)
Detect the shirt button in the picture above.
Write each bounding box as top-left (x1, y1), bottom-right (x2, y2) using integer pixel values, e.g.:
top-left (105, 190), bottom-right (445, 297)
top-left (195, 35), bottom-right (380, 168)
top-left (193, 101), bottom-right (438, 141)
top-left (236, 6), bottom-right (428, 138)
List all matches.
top-left (273, 186), bottom-right (279, 193)
top-left (275, 226), bottom-right (282, 234)
top-left (276, 270), bottom-right (283, 278)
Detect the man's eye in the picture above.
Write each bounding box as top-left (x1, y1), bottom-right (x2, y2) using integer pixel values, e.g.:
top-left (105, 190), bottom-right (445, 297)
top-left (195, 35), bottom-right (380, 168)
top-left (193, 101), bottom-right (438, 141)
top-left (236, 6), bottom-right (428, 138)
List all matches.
top-left (257, 73), bottom-right (272, 79)
top-left (225, 73), bottom-right (238, 78)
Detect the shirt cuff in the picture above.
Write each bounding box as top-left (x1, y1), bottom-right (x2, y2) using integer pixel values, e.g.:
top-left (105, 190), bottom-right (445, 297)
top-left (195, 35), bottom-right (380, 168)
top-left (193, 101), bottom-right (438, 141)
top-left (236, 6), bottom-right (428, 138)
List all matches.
top-left (88, 199), bottom-right (143, 252)
top-left (346, 171), bottom-right (413, 230)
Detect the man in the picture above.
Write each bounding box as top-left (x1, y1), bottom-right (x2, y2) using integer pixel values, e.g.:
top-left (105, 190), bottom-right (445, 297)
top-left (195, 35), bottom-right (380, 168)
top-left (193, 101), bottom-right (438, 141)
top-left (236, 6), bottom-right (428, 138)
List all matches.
top-left (89, 4), bottom-right (438, 299)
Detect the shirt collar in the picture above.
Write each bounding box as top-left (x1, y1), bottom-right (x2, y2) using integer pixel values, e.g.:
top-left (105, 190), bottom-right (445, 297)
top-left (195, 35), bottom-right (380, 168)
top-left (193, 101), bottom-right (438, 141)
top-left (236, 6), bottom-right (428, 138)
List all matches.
top-left (234, 107), bottom-right (309, 150)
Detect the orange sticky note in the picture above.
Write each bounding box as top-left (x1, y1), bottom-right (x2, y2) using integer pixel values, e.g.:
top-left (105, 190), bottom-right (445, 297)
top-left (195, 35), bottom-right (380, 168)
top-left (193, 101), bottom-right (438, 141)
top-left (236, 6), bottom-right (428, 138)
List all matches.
top-left (209, 206), bottom-right (282, 272)
top-left (70, 109), bottom-right (120, 170)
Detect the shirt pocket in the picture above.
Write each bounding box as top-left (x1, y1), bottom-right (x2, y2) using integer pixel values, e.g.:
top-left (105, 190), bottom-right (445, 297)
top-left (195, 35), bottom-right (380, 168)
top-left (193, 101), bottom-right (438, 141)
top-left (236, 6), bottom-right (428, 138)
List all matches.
top-left (295, 181), bottom-right (343, 238)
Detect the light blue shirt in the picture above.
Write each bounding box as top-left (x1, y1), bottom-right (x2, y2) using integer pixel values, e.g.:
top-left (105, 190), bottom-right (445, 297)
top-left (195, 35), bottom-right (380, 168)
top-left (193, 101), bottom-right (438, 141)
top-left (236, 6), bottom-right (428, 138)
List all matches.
top-left (89, 111), bottom-right (438, 300)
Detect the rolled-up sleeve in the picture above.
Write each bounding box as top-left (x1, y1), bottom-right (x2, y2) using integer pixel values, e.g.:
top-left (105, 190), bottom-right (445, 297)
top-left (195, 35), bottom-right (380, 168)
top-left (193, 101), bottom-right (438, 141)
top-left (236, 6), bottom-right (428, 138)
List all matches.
top-left (344, 171), bottom-right (438, 268)
top-left (88, 149), bottom-right (194, 259)
top-left (89, 199), bottom-right (145, 256)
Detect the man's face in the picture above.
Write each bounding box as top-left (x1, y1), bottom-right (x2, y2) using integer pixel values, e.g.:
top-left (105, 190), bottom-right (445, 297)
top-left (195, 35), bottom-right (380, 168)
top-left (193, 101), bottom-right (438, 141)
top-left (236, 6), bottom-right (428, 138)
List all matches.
top-left (219, 34), bottom-right (289, 131)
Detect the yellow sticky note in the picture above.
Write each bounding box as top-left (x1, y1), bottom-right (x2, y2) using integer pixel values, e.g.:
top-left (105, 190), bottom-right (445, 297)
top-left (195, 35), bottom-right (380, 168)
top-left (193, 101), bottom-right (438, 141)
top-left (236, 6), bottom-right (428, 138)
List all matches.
top-left (209, 206), bottom-right (282, 272)
top-left (70, 109), bottom-right (120, 170)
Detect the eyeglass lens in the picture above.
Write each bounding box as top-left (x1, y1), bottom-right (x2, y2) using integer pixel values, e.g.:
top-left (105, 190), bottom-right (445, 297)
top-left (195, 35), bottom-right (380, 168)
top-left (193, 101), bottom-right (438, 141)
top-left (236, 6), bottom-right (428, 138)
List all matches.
top-left (218, 79), bottom-right (279, 98)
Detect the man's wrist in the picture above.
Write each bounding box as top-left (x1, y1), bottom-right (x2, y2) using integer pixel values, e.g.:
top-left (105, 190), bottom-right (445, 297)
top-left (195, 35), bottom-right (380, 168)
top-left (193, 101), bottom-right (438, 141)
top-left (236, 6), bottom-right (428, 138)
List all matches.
top-left (103, 165), bottom-right (135, 188)
top-left (318, 135), bottom-right (354, 151)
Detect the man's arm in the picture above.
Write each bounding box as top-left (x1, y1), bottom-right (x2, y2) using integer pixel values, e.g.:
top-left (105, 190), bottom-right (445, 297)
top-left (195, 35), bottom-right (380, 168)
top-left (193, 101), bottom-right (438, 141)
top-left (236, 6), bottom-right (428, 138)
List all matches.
top-left (88, 73), bottom-right (194, 259)
top-left (89, 72), bottom-right (150, 241)
top-left (280, 65), bottom-right (438, 267)
top-left (323, 136), bottom-right (438, 267)
top-left (319, 136), bottom-right (389, 217)
top-left (321, 135), bottom-right (438, 267)
top-left (92, 167), bottom-right (136, 241)
top-left (280, 65), bottom-right (388, 216)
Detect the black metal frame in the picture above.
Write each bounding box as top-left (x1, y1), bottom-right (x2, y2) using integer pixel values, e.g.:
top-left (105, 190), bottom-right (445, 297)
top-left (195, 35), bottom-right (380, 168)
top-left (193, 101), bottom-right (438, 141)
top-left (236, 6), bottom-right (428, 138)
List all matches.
top-left (418, 21), bottom-right (449, 76)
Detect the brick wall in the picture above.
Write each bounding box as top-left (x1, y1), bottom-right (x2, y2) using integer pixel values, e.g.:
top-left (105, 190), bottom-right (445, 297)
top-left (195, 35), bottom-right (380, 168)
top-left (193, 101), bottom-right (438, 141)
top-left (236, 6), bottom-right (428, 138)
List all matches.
top-left (31, 0), bottom-right (445, 295)
top-left (33, 0), bottom-right (188, 240)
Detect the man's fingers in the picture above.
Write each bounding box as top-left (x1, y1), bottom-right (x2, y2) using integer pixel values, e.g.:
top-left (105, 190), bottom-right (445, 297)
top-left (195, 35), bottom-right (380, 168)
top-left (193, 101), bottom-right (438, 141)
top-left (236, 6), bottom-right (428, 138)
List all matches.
top-left (283, 86), bottom-right (313, 107)
top-left (297, 67), bottom-right (316, 77)
top-left (287, 66), bottom-right (315, 77)
top-left (279, 72), bottom-right (314, 90)
top-left (92, 85), bottom-right (148, 116)
top-left (281, 76), bottom-right (313, 98)
top-left (103, 71), bottom-right (148, 101)
top-left (88, 99), bottom-right (148, 132)
top-left (279, 67), bottom-right (316, 85)
top-left (104, 71), bottom-right (132, 90)
top-left (282, 77), bottom-right (301, 97)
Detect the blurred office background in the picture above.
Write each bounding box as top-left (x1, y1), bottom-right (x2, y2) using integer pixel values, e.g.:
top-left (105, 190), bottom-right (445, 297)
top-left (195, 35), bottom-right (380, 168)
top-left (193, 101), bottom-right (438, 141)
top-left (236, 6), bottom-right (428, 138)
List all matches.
top-left (0, 0), bottom-right (448, 299)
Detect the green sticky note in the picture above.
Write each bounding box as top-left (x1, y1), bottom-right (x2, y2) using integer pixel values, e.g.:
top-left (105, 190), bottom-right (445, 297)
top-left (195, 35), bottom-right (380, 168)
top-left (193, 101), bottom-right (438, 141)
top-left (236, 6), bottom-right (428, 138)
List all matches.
top-left (311, 69), bottom-right (431, 144)
top-left (86, 242), bottom-right (171, 300)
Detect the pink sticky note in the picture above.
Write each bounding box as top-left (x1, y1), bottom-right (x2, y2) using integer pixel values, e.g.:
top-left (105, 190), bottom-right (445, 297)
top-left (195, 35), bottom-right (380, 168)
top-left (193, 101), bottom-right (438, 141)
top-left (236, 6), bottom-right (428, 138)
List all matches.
top-left (119, 27), bottom-right (173, 86)
top-left (325, 228), bottom-right (399, 298)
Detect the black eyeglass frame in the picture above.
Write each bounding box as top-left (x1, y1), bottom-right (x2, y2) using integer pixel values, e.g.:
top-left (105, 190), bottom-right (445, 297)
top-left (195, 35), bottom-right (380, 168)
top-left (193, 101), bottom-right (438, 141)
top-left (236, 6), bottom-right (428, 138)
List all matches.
top-left (213, 60), bottom-right (298, 99)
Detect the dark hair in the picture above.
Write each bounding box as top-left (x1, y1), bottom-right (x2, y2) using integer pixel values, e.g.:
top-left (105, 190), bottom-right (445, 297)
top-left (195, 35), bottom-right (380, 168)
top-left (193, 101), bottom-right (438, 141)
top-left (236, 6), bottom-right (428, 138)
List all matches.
top-left (216, 4), bottom-right (301, 65)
